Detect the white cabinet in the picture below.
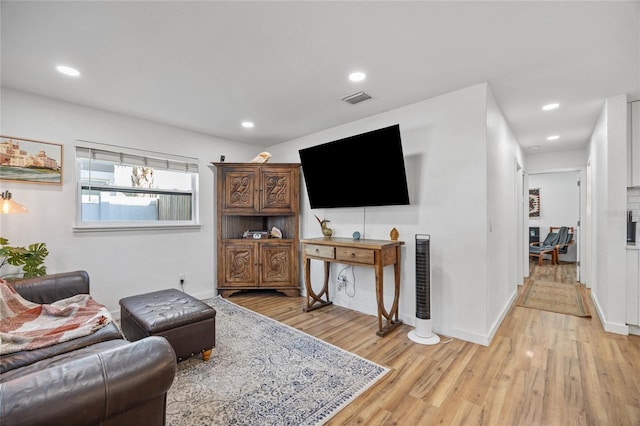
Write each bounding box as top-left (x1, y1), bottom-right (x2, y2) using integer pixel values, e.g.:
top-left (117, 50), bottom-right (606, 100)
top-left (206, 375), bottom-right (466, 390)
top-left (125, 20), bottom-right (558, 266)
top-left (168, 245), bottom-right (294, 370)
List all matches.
top-left (626, 249), bottom-right (640, 326)
top-left (629, 101), bottom-right (640, 187)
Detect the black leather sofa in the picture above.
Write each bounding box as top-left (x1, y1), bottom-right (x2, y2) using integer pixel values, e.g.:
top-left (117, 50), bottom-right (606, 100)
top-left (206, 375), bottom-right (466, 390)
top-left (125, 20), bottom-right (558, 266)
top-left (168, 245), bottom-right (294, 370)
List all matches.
top-left (0, 271), bottom-right (177, 426)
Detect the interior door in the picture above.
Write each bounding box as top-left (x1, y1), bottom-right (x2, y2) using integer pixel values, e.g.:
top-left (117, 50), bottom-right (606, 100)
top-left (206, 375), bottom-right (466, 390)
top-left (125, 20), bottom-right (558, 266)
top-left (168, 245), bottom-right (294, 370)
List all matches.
top-left (576, 171), bottom-right (582, 282)
top-left (523, 170), bottom-right (529, 279)
top-left (515, 159), bottom-right (525, 283)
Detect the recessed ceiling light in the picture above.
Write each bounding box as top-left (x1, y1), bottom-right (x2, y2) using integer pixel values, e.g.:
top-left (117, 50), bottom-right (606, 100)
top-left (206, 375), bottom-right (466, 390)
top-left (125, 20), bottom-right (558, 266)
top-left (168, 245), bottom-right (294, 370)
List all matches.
top-left (349, 72), bottom-right (366, 82)
top-left (547, 135), bottom-right (559, 141)
top-left (241, 121), bottom-right (254, 129)
top-left (542, 103), bottom-right (559, 111)
top-left (56, 65), bottom-right (81, 77)
top-left (530, 145), bottom-right (540, 150)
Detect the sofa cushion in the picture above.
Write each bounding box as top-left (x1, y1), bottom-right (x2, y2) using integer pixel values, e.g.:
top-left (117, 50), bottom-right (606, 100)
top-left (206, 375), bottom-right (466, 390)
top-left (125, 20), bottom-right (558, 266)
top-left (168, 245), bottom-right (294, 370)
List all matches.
top-left (1, 339), bottom-right (128, 382)
top-left (0, 322), bottom-right (123, 374)
top-left (11, 271), bottom-right (90, 305)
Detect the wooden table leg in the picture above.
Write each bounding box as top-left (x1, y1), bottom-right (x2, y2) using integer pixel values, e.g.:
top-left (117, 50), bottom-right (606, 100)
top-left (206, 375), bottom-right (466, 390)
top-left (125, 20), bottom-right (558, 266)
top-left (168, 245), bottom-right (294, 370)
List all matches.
top-left (392, 246), bottom-right (402, 322)
top-left (374, 247), bottom-right (403, 337)
top-left (303, 257), bottom-right (333, 312)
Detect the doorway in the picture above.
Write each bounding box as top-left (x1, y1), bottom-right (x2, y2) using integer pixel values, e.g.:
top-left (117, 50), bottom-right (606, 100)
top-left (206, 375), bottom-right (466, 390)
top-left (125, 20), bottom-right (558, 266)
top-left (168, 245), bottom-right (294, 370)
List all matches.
top-left (528, 170), bottom-right (582, 282)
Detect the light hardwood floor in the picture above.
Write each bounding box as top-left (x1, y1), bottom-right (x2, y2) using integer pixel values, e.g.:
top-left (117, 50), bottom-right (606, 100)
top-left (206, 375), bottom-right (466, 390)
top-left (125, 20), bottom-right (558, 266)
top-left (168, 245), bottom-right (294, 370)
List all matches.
top-left (228, 262), bottom-right (640, 425)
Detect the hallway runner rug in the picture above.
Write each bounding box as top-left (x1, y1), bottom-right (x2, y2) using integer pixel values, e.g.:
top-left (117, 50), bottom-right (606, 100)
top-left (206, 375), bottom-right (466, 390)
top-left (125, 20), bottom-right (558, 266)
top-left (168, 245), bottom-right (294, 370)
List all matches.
top-left (517, 280), bottom-right (591, 317)
top-left (165, 296), bottom-right (389, 425)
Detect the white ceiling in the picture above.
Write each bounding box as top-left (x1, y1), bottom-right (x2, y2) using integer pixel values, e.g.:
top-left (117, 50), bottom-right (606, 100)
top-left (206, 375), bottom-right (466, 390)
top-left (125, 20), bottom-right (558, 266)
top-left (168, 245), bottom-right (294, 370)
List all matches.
top-left (2, 1), bottom-right (639, 152)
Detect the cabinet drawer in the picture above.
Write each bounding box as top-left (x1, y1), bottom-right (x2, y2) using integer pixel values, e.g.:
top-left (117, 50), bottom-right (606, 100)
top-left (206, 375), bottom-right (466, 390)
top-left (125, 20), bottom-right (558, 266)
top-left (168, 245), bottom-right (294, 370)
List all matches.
top-left (336, 247), bottom-right (375, 264)
top-left (304, 244), bottom-right (335, 259)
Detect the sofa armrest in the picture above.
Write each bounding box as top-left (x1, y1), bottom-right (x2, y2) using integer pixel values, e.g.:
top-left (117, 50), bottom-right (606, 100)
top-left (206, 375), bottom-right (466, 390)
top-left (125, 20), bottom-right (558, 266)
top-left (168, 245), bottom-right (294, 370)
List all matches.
top-left (10, 270), bottom-right (90, 304)
top-left (0, 336), bottom-right (176, 426)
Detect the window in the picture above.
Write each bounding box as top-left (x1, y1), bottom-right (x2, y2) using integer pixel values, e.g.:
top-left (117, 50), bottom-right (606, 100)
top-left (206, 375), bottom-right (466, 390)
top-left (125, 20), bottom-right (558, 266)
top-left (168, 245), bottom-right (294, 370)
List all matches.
top-left (74, 142), bottom-right (199, 231)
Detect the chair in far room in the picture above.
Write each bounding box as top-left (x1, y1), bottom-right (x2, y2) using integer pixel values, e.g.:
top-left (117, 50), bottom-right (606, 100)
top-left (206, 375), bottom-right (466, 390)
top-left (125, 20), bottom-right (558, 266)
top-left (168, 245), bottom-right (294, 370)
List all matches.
top-left (529, 230), bottom-right (560, 265)
top-left (550, 226), bottom-right (575, 263)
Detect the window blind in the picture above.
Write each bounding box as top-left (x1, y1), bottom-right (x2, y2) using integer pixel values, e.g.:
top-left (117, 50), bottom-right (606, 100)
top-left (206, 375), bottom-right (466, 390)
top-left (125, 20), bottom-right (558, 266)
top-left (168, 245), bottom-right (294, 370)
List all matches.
top-left (75, 142), bottom-right (199, 173)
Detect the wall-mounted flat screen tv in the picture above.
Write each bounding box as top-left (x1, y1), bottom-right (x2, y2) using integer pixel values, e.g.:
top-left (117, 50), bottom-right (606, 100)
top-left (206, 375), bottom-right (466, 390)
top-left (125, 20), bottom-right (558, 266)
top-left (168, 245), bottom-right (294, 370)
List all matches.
top-left (299, 124), bottom-right (410, 209)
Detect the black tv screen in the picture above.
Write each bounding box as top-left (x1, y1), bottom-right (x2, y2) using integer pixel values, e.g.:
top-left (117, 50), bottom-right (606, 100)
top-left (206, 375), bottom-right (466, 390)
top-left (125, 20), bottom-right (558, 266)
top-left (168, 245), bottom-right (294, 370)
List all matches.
top-left (299, 124), bottom-right (410, 209)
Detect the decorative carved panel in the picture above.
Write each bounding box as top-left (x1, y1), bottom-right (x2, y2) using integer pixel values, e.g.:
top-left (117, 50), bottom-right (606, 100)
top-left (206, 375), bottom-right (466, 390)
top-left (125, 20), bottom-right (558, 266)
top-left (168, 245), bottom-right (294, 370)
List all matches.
top-left (224, 244), bottom-right (255, 285)
top-left (223, 170), bottom-right (256, 211)
top-left (263, 173), bottom-right (289, 207)
top-left (260, 169), bottom-right (296, 213)
top-left (262, 244), bottom-right (291, 283)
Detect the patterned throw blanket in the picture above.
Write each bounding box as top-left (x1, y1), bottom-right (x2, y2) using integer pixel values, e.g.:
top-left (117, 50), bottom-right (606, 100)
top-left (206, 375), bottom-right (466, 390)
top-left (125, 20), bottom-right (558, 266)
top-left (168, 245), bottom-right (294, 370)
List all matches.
top-left (0, 278), bottom-right (112, 355)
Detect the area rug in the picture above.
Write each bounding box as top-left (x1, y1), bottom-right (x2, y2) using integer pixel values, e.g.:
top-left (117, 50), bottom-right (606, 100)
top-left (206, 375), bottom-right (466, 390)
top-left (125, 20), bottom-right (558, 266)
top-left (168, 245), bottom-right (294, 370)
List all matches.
top-left (165, 296), bottom-right (389, 425)
top-left (517, 280), bottom-right (591, 317)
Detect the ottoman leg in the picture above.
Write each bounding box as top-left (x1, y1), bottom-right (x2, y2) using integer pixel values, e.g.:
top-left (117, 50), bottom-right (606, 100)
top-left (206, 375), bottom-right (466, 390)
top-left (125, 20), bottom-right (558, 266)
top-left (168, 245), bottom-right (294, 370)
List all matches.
top-left (202, 349), bottom-right (212, 361)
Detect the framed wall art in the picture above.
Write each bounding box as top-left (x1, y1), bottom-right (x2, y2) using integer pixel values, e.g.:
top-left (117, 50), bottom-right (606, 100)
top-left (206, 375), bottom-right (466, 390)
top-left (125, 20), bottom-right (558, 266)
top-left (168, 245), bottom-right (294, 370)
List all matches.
top-left (529, 188), bottom-right (540, 218)
top-left (0, 136), bottom-right (63, 185)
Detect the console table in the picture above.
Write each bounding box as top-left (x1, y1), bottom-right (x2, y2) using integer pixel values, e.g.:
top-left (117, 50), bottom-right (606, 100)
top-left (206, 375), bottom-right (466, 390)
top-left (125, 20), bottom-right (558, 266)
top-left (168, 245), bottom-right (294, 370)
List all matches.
top-left (301, 237), bottom-right (405, 337)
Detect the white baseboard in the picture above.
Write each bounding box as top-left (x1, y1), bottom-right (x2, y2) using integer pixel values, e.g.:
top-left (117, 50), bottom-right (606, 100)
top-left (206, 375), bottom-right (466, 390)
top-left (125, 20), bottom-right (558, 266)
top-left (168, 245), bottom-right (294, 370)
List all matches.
top-left (191, 289), bottom-right (217, 301)
top-left (331, 287), bottom-right (518, 347)
top-left (591, 292), bottom-right (629, 335)
top-left (487, 289), bottom-right (518, 343)
top-left (449, 327), bottom-right (491, 346)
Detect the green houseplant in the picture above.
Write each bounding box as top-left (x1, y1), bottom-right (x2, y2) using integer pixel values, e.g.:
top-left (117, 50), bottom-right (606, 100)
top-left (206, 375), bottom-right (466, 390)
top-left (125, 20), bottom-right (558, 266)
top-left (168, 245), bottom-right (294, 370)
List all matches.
top-left (0, 237), bottom-right (48, 279)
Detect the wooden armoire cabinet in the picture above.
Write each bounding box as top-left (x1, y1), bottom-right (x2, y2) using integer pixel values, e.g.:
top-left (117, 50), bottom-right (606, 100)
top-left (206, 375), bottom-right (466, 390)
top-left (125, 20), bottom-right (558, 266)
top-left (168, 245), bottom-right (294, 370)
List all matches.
top-left (212, 163), bottom-right (300, 297)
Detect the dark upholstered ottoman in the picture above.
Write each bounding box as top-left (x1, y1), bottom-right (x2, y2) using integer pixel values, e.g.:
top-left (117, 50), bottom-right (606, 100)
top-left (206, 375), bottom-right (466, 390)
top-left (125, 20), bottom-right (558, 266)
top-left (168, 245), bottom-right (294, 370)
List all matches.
top-left (119, 289), bottom-right (216, 361)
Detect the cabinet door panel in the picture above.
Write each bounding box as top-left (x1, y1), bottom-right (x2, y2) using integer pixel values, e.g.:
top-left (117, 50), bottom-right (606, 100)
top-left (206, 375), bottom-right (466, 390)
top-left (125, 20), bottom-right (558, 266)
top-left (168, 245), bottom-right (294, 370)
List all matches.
top-left (260, 242), bottom-right (293, 285)
top-left (222, 242), bottom-right (257, 286)
top-left (627, 250), bottom-right (640, 325)
top-left (222, 169), bottom-right (258, 212)
top-left (632, 102), bottom-right (640, 187)
top-left (260, 169), bottom-right (297, 214)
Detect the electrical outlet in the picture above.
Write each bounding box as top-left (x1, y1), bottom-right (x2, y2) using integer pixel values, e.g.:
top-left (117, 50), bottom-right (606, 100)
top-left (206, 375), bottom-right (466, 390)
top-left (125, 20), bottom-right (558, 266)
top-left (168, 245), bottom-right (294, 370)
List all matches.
top-left (179, 273), bottom-right (185, 285)
top-left (337, 275), bottom-right (346, 291)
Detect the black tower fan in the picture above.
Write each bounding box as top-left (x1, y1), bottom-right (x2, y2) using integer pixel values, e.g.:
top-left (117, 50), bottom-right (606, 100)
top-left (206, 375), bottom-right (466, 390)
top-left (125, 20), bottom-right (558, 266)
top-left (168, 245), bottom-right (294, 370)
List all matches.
top-left (408, 234), bottom-right (440, 344)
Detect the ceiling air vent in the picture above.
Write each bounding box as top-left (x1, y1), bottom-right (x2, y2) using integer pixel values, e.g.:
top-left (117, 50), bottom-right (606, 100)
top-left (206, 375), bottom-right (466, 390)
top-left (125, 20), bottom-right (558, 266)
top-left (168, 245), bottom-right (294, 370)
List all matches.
top-left (342, 91), bottom-right (372, 105)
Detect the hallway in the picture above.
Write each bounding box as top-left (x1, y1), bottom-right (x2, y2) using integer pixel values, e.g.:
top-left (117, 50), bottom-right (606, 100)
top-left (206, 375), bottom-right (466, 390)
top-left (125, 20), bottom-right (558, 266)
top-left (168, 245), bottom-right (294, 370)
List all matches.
top-left (527, 259), bottom-right (578, 285)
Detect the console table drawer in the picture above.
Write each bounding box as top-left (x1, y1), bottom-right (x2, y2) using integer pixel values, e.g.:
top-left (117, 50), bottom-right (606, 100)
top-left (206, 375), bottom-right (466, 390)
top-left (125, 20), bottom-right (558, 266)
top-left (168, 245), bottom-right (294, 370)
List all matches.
top-left (336, 247), bottom-right (375, 264)
top-left (304, 244), bottom-right (335, 259)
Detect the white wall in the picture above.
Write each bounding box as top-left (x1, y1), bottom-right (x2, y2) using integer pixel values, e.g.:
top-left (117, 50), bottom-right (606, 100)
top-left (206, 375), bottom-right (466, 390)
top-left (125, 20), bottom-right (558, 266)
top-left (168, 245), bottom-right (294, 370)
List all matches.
top-left (528, 172), bottom-right (580, 262)
top-left (526, 148), bottom-right (588, 172)
top-left (0, 88), bottom-right (259, 313)
top-left (588, 94), bottom-right (629, 334)
top-left (270, 83), bottom-right (522, 345)
top-left (485, 87), bottom-right (525, 340)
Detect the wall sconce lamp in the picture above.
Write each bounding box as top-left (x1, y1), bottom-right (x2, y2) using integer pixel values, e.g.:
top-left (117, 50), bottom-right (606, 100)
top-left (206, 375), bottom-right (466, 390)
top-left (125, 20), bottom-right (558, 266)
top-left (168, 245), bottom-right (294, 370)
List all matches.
top-left (1, 191), bottom-right (28, 214)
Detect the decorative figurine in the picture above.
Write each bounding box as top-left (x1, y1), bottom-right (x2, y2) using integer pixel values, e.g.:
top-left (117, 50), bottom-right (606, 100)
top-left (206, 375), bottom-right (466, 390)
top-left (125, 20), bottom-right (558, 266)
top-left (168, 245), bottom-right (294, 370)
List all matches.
top-left (270, 226), bottom-right (282, 238)
top-left (390, 227), bottom-right (399, 241)
top-left (249, 152), bottom-right (272, 163)
top-left (315, 215), bottom-right (333, 237)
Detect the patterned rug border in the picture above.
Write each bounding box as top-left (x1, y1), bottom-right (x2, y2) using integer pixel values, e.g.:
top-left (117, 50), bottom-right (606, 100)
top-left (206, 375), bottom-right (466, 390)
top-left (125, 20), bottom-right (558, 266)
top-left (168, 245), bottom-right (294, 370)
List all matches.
top-left (166, 296), bottom-right (389, 425)
top-left (517, 280), bottom-right (591, 317)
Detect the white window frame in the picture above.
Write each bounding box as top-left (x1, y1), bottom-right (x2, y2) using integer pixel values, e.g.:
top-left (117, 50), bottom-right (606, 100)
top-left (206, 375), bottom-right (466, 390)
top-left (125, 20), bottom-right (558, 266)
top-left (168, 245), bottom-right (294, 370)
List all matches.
top-left (73, 140), bottom-right (200, 232)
